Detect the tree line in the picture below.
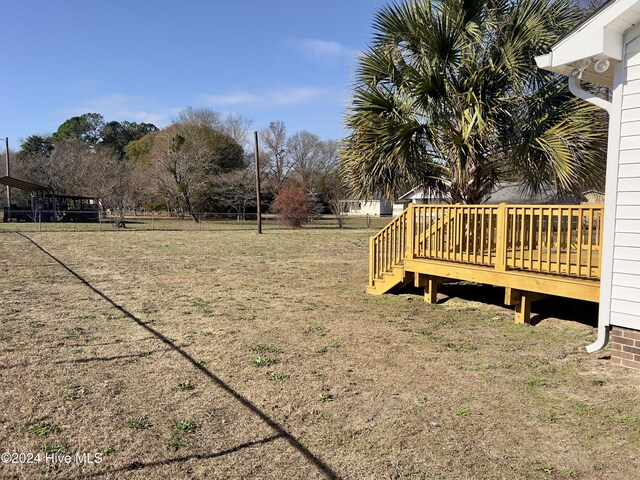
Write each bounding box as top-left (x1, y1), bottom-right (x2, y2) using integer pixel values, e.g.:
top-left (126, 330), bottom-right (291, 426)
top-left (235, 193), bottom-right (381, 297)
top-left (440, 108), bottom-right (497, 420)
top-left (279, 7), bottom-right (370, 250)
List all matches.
top-left (10, 0), bottom-right (611, 224)
top-left (10, 107), bottom-right (346, 225)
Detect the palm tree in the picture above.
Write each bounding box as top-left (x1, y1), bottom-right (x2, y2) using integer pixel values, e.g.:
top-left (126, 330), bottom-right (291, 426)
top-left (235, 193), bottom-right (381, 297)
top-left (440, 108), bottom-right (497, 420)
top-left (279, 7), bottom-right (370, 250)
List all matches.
top-left (342, 0), bottom-right (608, 204)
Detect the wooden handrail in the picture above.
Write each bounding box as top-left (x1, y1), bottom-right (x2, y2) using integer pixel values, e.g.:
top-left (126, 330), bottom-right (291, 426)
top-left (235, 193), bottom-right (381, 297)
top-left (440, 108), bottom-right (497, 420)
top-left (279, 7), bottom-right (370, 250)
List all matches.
top-left (369, 203), bottom-right (604, 285)
top-left (369, 205), bottom-right (411, 281)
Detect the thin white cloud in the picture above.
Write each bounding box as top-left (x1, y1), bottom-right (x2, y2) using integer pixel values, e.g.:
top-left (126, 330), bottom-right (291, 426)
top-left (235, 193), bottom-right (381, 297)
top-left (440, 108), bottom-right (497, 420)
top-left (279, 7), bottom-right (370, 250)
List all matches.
top-left (282, 38), bottom-right (357, 65)
top-left (301, 40), bottom-right (344, 58)
top-left (206, 92), bottom-right (260, 106)
top-left (201, 87), bottom-right (326, 108)
top-left (62, 94), bottom-right (168, 126)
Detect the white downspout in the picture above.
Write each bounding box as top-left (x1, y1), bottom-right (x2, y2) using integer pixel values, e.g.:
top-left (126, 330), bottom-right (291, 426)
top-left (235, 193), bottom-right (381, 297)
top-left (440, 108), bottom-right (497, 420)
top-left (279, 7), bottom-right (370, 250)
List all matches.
top-left (568, 72), bottom-right (612, 353)
top-left (586, 323), bottom-right (610, 353)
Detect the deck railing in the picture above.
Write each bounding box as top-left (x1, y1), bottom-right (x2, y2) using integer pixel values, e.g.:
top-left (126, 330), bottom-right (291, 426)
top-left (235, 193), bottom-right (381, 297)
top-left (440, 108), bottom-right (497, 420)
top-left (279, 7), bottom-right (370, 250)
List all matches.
top-left (369, 207), bottom-right (409, 287)
top-left (369, 203), bottom-right (604, 286)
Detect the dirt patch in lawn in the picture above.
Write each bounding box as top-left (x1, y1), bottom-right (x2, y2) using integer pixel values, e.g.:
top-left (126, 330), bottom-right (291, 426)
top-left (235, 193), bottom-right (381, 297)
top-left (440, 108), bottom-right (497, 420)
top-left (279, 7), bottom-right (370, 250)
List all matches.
top-left (1, 228), bottom-right (639, 479)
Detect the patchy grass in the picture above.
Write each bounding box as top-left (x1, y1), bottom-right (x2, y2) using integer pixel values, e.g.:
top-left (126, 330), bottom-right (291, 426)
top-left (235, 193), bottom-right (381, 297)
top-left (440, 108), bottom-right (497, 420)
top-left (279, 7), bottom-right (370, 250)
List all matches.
top-left (168, 437), bottom-right (187, 451)
top-left (126, 417), bottom-right (152, 430)
top-left (43, 442), bottom-right (66, 454)
top-left (251, 357), bottom-right (280, 367)
top-left (249, 344), bottom-right (282, 354)
top-left (177, 381), bottom-right (195, 391)
top-left (176, 420), bottom-right (198, 434)
top-left (269, 373), bottom-right (290, 382)
top-left (1, 227), bottom-right (639, 478)
top-left (317, 392), bottom-right (334, 403)
top-left (27, 421), bottom-right (55, 437)
top-left (62, 385), bottom-right (82, 401)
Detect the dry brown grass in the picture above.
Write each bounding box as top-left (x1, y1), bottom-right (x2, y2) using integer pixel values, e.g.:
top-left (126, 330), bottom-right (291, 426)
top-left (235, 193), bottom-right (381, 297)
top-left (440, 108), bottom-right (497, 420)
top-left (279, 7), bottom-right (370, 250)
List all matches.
top-left (0, 228), bottom-right (639, 479)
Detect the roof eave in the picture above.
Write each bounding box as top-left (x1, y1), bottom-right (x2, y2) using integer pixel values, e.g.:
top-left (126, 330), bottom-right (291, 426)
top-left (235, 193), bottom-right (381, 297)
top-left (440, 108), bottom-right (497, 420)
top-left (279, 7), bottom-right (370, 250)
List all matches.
top-left (535, 52), bottom-right (616, 87)
top-left (535, 0), bottom-right (640, 87)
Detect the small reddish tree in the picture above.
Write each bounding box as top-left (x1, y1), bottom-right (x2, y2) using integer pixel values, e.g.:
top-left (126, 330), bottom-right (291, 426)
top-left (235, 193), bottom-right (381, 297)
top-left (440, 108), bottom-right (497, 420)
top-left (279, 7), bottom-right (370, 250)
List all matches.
top-left (270, 185), bottom-right (317, 228)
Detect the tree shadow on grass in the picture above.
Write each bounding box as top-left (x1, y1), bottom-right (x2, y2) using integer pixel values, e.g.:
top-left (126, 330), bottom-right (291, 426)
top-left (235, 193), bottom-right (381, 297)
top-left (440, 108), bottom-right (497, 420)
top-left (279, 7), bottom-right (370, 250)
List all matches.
top-left (81, 434), bottom-right (283, 478)
top-left (53, 349), bottom-right (172, 365)
top-left (18, 233), bottom-right (339, 479)
top-left (0, 349), bottom-right (172, 371)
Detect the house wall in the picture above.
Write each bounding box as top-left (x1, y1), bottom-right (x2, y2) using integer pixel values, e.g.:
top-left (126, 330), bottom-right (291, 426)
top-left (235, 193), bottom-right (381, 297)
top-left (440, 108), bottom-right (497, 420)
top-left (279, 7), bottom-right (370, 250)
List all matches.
top-left (393, 202), bottom-right (408, 217)
top-left (610, 326), bottom-right (640, 368)
top-left (347, 200), bottom-right (392, 216)
top-left (601, 30), bottom-right (640, 333)
top-left (370, 200), bottom-right (392, 216)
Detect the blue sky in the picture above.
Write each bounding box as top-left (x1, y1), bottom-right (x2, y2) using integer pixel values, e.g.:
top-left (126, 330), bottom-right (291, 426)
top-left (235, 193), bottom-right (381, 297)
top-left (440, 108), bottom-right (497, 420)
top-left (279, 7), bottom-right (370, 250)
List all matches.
top-left (2, 0), bottom-right (389, 151)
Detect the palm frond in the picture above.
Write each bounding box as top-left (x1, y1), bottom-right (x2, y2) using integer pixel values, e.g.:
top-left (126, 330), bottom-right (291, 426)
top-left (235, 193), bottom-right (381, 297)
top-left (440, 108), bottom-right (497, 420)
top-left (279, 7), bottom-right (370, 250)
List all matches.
top-left (342, 0), bottom-right (607, 204)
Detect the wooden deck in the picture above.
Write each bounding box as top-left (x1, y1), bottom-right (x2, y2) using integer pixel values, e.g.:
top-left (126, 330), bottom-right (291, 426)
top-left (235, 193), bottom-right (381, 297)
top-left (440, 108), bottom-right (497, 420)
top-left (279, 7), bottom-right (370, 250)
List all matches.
top-left (367, 204), bottom-right (604, 323)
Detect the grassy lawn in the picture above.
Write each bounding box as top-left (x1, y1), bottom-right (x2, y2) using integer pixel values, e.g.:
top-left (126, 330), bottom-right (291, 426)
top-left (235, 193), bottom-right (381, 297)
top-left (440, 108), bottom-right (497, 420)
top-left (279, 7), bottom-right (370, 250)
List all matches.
top-left (0, 227), bottom-right (639, 479)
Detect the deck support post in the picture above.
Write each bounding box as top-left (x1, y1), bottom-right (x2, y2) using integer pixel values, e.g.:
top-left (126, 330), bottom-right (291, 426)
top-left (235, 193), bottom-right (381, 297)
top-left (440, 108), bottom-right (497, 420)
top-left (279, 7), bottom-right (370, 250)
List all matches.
top-left (505, 287), bottom-right (549, 324)
top-left (419, 275), bottom-right (441, 304)
top-left (425, 277), bottom-right (439, 304)
top-left (514, 292), bottom-right (532, 324)
top-left (415, 273), bottom-right (446, 304)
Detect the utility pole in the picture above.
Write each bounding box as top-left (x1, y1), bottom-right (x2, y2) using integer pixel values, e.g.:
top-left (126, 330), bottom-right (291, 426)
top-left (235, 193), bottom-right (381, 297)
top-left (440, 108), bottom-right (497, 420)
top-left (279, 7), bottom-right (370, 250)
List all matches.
top-left (5, 137), bottom-right (10, 222)
top-left (254, 131), bottom-right (262, 234)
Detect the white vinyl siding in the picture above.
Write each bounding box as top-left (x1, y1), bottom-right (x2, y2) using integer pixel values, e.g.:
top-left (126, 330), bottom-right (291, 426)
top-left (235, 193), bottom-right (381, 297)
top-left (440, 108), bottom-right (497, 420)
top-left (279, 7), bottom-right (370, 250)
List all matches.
top-left (612, 272), bottom-right (640, 288)
top-left (614, 232), bottom-right (640, 246)
top-left (613, 245), bottom-right (640, 260)
top-left (618, 149), bottom-right (640, 163)
top-left (611, 311), bottom-right (640, 329)
top-left (615, 218), bottom-right (640, 231)
top-left (617, 192), bottom-right (640, 205)
top-left (609, 32), bottom-right (640, 330)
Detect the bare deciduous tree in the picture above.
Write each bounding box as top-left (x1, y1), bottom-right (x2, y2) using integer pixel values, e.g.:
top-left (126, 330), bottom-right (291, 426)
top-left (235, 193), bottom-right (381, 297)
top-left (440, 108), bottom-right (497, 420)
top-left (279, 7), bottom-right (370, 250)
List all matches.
top-left (259, 121), bottom-right (290, 193)
top-left (87, 148), bottom-right (136, 227)
top-left (211, 169), bottom-right (256, 220)
top-left (287, 130), bottom-right (323, 188)
top-left (16, 139), bottom-right (94, 195)
top-left (176, 106), bottom-right (222, 129)
top-left (221, 112), bottom-right (253, 151)
top-left (150, 116), bottom-right (245, 222)
top-left (317, 141), bottom-right (348, 228)
top-left (152, 126), bottom-right (211, 221)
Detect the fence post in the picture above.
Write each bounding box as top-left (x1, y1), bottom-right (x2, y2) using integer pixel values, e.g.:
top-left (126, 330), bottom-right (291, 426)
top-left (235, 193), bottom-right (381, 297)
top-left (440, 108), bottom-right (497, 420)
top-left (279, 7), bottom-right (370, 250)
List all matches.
top-left (366, 214), bottom-right (371, 229)
top-left (406, 204), bottom-right (415, 260)
top-left (495, 203), bottom-right (507, 271)
top-left (151, 211), bottom-right (155, 231)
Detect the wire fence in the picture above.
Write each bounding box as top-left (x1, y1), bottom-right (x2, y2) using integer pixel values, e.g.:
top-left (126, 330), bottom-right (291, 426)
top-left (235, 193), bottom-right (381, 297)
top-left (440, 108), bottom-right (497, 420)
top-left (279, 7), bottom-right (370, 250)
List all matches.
top-left (0, 210), bottom-right (392, 233)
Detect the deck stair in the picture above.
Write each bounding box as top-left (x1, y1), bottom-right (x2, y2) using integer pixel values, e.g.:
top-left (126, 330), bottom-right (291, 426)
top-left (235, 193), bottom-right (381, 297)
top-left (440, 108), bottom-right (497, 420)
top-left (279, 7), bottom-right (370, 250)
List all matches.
top-left (367, 203), bottom-right (604, 323)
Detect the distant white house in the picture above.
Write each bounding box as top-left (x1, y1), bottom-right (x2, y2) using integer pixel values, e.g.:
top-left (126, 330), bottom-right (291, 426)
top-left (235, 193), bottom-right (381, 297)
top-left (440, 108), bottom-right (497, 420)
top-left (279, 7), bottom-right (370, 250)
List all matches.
top-left (536, 0), bottom-right (640, 362)
top-left (392, 186), bottom-right (447, 216)
top-left (340, 198), bottom-right (393, 216)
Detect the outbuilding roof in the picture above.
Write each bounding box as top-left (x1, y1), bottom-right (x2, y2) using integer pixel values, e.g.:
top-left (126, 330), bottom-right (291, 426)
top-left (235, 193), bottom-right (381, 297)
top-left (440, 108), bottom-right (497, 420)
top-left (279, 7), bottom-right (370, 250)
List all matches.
top-left (0, 176), bottom-right (51, 192)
